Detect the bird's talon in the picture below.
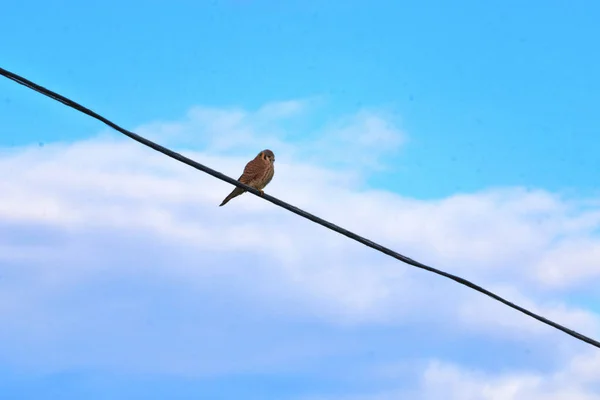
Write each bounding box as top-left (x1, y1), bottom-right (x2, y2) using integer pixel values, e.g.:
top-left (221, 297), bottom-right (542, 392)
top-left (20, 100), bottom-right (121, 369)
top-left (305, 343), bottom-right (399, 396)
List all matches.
top-left (259, 190), bottom-right (264, 196)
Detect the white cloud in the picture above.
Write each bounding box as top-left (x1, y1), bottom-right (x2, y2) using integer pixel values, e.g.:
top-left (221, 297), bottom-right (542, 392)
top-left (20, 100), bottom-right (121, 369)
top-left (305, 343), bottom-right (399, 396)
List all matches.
top-left (457, 283), bottom-right (600, 341)
top-left (415, 353), bottom-right (600, 400)
top-left (0, 100), bottom-right (600, 390)
top-left (132, 99), bottom-right (405, 174)
top-left (534, 238), bottom-right (600, 289)
top-left (309, 108), bottom-right (406, 170)
top-left (305, 352), bottom-right (600, 400)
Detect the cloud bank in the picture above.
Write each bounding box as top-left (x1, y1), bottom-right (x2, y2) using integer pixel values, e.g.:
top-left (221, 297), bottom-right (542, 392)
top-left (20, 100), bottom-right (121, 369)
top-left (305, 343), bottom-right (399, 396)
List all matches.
top-left (1, 101), bottom-right (599, 398)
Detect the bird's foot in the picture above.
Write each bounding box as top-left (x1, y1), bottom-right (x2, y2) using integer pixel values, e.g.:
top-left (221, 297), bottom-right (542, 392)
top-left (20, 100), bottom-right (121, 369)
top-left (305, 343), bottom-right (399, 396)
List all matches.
top-left (259, 189), bottom-right (264, 196)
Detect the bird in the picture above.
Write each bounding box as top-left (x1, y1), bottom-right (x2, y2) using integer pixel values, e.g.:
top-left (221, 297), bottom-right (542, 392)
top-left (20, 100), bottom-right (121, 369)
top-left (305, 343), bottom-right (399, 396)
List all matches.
top-left (219, 149), bottom-right (275, 207)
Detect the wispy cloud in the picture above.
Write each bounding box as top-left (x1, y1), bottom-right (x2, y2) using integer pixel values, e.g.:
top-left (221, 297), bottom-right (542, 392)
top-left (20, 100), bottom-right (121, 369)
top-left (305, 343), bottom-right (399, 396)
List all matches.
top-left (132, 99), bottom-right (405, 174)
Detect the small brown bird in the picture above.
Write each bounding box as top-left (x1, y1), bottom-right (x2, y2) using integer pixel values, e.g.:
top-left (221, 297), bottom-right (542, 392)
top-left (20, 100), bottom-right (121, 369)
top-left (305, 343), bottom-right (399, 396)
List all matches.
top-left (219, 149), bottom-right (275, 206)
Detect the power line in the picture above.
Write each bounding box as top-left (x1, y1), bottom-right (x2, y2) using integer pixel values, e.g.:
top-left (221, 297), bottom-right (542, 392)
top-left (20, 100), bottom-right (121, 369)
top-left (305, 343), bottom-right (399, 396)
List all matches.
top-left (1, 66), bottom-right (599, 350)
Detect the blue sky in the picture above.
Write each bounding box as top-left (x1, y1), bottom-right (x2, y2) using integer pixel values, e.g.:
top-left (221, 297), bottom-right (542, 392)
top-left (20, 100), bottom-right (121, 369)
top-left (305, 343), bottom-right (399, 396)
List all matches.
top-left (3, 0), bottom-right (600, 198)
top-left (2, 1), bottom-right (600, 399)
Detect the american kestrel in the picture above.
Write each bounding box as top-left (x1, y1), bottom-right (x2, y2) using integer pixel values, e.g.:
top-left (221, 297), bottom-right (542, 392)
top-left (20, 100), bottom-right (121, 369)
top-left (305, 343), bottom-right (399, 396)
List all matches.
top-left (219, 149), bottom-right (275, 206)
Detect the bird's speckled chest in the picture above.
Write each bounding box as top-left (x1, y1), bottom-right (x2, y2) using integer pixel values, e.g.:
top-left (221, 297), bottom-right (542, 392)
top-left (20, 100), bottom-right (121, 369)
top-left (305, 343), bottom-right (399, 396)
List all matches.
top-left (263, 163), bottom-right (275, 185)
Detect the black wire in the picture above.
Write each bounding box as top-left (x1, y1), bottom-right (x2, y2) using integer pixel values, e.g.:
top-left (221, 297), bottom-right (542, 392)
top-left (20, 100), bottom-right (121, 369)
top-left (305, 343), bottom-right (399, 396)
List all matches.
top-left (1, 66), bottom-right (599, 350)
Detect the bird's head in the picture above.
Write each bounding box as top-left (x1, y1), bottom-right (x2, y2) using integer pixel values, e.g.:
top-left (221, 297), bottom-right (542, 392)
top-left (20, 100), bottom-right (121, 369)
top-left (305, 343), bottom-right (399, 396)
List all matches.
top-left (260, 149), bottom-right (275, 163)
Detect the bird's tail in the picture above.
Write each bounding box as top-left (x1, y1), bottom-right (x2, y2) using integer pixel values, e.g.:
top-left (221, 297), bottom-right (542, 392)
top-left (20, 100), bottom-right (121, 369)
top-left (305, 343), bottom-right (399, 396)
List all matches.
top-left (219, 187), bottom-right (245, 206)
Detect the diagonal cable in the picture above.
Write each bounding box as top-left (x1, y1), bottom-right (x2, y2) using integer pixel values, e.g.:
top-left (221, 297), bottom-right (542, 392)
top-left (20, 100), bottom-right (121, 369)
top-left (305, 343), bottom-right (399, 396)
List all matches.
top-left (1, 66), bottom-right (598, 349)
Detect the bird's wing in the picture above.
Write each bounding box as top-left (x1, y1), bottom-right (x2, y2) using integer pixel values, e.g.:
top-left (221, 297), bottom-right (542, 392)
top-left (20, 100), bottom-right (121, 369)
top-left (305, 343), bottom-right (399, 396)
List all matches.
top-left (238, 158), bottom-right (264, 184)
